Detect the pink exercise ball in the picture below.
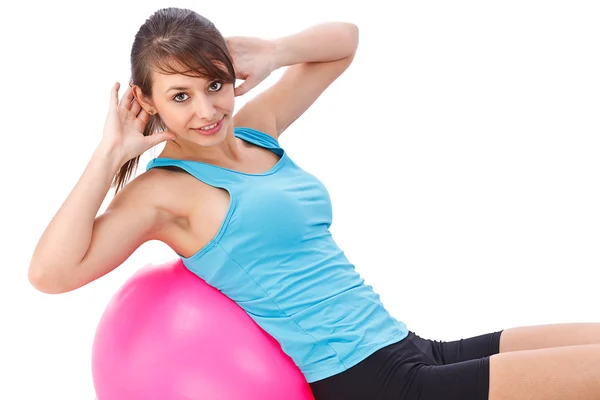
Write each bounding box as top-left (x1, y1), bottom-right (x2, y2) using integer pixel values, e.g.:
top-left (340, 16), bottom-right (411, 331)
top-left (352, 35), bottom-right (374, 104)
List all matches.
top-left (92, 259), bottom-right (314, 400)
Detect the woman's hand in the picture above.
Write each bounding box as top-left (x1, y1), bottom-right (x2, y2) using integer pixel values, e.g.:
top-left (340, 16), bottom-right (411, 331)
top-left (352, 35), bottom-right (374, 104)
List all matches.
top-left (101, 82), bottom-right (175, 165)
top-left (226, 36), bottom-right (277, 97)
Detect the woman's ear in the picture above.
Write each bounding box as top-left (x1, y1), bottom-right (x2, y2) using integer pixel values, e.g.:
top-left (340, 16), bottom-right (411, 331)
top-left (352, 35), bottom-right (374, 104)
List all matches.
top-left (131, 85), bottom-right (156, 115)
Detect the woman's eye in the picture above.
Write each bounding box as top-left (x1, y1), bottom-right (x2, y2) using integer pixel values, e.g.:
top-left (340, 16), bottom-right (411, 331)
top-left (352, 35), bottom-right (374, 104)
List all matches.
top-left (209, 81), bottom-right (223, 92)
top-left (174, 93), bottom-right (189, 103)
top-left (173, 82), bottom-right (222, 102)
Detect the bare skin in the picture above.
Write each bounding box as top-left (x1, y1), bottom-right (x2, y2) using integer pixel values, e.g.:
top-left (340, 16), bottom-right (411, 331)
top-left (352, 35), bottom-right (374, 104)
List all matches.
top-left (489, 323), bottom-right (600, 399)
top-left (499, 323), bottom-right (600, 353)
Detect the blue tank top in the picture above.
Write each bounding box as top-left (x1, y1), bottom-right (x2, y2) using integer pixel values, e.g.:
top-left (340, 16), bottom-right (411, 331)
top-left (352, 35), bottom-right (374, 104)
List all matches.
top-left (146, 126), bottom-right (409, 382)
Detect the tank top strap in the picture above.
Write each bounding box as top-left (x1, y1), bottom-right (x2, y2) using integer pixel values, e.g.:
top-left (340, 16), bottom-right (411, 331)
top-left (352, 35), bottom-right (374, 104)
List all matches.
top-left (145, 157), bottom-right (242, 188)
top-left (234, 126), bottom-right (281, 151)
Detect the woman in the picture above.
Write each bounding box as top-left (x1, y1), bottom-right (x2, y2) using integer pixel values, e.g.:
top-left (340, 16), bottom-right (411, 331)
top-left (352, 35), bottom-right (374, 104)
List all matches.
top-left (28, 7), bottom-right (600, 400)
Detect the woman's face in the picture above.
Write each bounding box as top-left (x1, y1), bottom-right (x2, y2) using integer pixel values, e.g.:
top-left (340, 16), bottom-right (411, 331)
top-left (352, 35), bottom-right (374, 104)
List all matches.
top-left (136, 69), bottom-right (235, 147)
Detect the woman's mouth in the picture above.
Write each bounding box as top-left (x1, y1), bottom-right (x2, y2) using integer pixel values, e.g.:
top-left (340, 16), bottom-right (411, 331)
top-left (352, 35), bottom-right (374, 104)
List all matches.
top-left (192, 117), bottom-right (225, 135)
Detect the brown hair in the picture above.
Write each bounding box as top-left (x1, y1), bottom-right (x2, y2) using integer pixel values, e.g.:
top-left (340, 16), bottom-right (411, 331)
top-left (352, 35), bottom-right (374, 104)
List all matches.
top-left (112, 7), bottom-right (236, 193)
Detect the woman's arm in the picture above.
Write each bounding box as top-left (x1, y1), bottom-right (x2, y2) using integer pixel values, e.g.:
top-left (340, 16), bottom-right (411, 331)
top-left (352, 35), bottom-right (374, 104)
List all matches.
top-left (232, 22), bottom-right (359, 137)
top-left (28, 83), bottom-right (173, 294)
top-left (28, 144), bottom-right (165, 294)
top-left (272, 22), bottom-right (359, 68)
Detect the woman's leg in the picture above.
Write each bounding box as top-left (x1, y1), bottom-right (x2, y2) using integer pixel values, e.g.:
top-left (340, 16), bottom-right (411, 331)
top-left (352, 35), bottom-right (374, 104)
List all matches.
top-left (498, 322), bottom-right (600, 353)
top-left (424, 326), bottom-right (600, 399)
top-left (489, 343), bottom-right (600, 399)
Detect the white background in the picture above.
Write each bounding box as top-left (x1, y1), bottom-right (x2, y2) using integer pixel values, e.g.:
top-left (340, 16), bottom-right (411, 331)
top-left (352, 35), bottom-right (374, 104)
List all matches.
top-left (2, 0), bottom-right (599, 398)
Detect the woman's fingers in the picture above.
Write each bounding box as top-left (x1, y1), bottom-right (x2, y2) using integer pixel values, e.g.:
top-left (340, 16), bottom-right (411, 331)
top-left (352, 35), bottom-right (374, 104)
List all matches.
top-left (109, 82), bottom-right (120, 110)
top-left (119, 86), bottom-right (134, 110)
top-left (130, 97), bottom-right (142, 116)
top-left (137, 108), bottom-right (151, 126)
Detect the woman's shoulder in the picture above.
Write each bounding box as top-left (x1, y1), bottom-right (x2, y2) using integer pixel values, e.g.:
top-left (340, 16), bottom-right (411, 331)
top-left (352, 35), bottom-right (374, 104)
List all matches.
top-left (116, 166), bottom-right (189, 211)
top-left (126, 166), bottom-right (175, 191)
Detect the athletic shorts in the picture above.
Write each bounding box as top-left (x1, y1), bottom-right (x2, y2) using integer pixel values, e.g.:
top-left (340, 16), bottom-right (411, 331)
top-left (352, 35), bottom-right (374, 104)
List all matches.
top-left (309, 329), bottom-right (504, 400)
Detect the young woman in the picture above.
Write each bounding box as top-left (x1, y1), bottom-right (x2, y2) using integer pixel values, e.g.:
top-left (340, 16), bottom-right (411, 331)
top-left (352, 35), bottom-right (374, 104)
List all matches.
top-left (28, 7), bottom-right (600, 400)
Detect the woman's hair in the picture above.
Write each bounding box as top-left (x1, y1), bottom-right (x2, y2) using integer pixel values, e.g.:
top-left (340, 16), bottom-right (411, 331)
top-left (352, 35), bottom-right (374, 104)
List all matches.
top-left (112, 7), bottom-right (236, 193)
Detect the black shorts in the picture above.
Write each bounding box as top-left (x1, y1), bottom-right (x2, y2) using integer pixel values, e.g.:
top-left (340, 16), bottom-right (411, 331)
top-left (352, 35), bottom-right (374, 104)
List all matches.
top-left (309, 329), bottom-right (503, 400)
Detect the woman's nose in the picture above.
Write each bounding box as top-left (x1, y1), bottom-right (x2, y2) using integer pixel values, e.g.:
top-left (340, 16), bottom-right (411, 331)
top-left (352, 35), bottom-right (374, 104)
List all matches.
top-left (194, 98), bottom-right (217, 121)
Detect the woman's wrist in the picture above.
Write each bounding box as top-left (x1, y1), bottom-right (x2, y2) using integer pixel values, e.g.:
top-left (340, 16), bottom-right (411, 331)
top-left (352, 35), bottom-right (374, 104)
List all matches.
top-left (94, 139), bottom-right (127, 175)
